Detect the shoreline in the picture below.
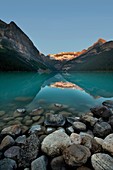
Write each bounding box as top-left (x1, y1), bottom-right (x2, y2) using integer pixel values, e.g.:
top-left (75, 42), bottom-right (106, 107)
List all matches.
top-left (0, 101), bottom-right (113, 169)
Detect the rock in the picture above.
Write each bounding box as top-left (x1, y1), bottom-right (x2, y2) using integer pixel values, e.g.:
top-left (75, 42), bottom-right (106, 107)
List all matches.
top-left (102, 133), bottom-right (113, 155)
top-left (4, 146), bottom-right (20, 159)
top-left (76, 166), bottom-right (92, 170)
top-left (29, 125), bottom-right (45, 135)
top-left (90, 106), bottom-right (112, 119)
top-left (102, 100), bottom-right (113, 108)
top-left (25, 119), bottom-right (33, 126)
top-left (80, 114), bottom-right (98, 126)
top-left (91, 138), bottom-right (102, 153)
top-left (73, 121), bottom-right (86, 132)
top-left (0, 158), bottom-right (17, 170)
top-left (18, 133), bottom-right (40, 167)
top-left (66, 126), bottom-right (74, 135)
top-left (94, 137), bottom-right (104, 146)
top-left (51, 156), bottom-right (66, 170)
top-left (0, 110), bottom-right (5, 116)
top-left (63, 144), bottom-right (91, 167)
top-left (70, 133), bottom-right (82, 144)
top-left (44, 114), bottom-right (65, 127)
top-left (1, 125), bottom-right (22, 136)
top-left (15, 135), bottom-right (26, 144)
top-left (67, 116), bottom-right (80, 124)
top-left (39, 135), bottom-right (47, 143)
top-left (108, 115), bottom-right (113, 128)
top-left (57, 127), bottom-right (65, 133)
top-left (93, 122), bottom-right (111, 138)
top-left (30, 108), bottom-right (44, 116)
top-left (32, 116), bottom-right (41, 122)
top-left (31, 155), bottom-right (48, 170)
top-left (17, 108), bottom-right (26, 113)
top-left (58, 111), bottom-right (72, 117)
top-left (41, 130), bottom-right (71, 157)
top-left (91, 153), bottom-right (113, 170)
top-left (36, 116), bottom-right (45, 125)
top-left (80, 132), bottom-right (93, 149)
top-left (46, 127), bottom-right (56, 134)
top-left (0, 135), bottom-right (15, 151)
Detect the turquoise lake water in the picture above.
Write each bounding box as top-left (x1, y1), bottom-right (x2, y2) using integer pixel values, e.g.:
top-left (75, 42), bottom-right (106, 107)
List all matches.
top-left (0, 72), bottom-right (113, 116)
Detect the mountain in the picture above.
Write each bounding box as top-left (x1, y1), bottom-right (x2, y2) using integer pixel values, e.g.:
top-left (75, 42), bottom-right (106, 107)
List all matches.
top-left (62, 39), bottom-right (113, 71)
top-left (0, 20), bottom-right (48, 71)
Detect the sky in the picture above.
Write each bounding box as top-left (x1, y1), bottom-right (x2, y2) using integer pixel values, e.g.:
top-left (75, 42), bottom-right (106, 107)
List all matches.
top-left (0, 0), bottom-right (113, 55)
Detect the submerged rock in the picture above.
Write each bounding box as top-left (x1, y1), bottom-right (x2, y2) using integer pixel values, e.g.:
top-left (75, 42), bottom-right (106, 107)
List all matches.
top-left (44, 114), bottom-right (65, 127)
top-left (102, 100), bottom-right (113, 108)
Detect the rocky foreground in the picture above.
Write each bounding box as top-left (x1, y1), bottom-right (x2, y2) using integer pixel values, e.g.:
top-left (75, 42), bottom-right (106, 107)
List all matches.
top-left (0, 100), bottom-right (113, 170)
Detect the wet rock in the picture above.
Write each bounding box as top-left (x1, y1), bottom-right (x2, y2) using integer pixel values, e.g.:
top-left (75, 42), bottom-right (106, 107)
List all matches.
top-left (31, 155), bottom-right (48, 170)
top-left (46, 127), bottom-right (56, 134)
top-left (21, 125), bottom-right (29, 134)
top-left (29, 125), bottom-right (45, 135)
top-left (80, 114), bottom-right (98, 126)
top-left (17, 108), bottom-right (26, 113)
top-left (93, 122), bottom-right (111, 138)
top-left (51, 155), bottom-right (66, 170)
top-left (80, 132), bottom-right (93, 149)
top-left (4, 146), bottom-right (20, 159)
top-left (90, 106), bottom-right (112, 119)
top-left (18, 133), bottom-right (40, 167)
top-left (67, 116), bottom-right (80, 124)
top-left (3, 117), bottom-right (14, 122)
top-left (70, 133), bottom-right (82, 144)
top-left (58, 111), bottom-right (72, 117)
top-left (91, 138), bottom-right (102, 153)
top-left (32, 115), bottom-right (41, 122)
top-left (1, 125), bottom-right (22, 136)
top-left (102, 100), bottom-right (113, 108)
top-left (63, 144), bottom-right (91, 167)
top-left (102, 133), bottom-right (113, 155)
top-left (30, 108), bottom-right (44, 116)
top-left (73, 121), bottom-right (86, 132)
top-left (0, 110), bottom-right (5, 116)
top-left (36, 116), bottom-right (44, 125)
top-left (15, 135), bottom-right (26, 145)
top-left (25, 120), bottom-right (33, 126)
top-left (108, 115), bottom-right (113, 128)
top-left (41, 130), bottom-right (71, 157)
top-left (66, 126), bottom-right (74, 135)
top-left (0, 158), bottom-right (17, 170)
top-left (0, 135), bottom-right (15, 151)
top-left (44, 114), bottom-right (65, 127)
top-left (91, 153), bottom-right (113, 170)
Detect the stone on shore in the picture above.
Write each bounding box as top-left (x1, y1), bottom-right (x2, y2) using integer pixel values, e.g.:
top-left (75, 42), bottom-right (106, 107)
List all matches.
top-left (4, 146), bottom-right (20, 159)
top-left (50, 156), bottom-right (66, 170)
top-left (91, 153), bottom-right (113, 170)
top-left (63, 144), bottom-right (91, 167)
top-left (0, 135), bottom-right (15, 151)
top-left (102, 133), bottom-right (113, 155)
top-left (31, 155), bottom-right (48, 170)
top-left (73, 121), bottom-right (86, 132)
top-left (1, 125), bottom-right (22, 136)
top-left (0, 158), bottom-right (17, 170)
top-left (102, 100), bottom-right (113, 108)
top-left (41, 130), bottom-right (71, 157)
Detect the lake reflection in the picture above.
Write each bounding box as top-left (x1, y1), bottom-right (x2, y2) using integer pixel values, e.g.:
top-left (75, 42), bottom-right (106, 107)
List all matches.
top-left (0, 72), bottom-right (113, 115)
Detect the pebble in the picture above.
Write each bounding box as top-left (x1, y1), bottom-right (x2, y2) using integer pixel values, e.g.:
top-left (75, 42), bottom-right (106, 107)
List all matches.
top-left (4, 146), bottom-right (20, 159)
top-left (0, 158), bottom-right (17, 170)
top-left (1, 125), bottom-right (22, 136)
top-left (70, 133), bottom-right (82, 144)
top-left (73, 121), bottom-right (86, 132)
top-left (31, 155), bottom-right (48, 170)
top-left (0, 135), bottom-right (15, 151)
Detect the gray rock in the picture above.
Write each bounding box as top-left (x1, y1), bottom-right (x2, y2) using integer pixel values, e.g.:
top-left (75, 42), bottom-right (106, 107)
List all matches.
top-left (63, 144), bottom-right (91, 167)
top-left (0, 158), bottom-right (17, 170)
top-left (73, 121), bottom-right (86, 132)
top-left (91, 153), bottom-right (113, 170)
top-left (0, 110), bottom-right (5, 116)
top-left (102, 100), bottom-right (113, 108)
top-left (94, 137), bottom-right (104, 146)
top-left (4, 146), bottom-right (20, 159)
top-left (1, 125), bottom-right (21, 136)
top-left (102, 133), bottom-right (113, 155)
top-left (67, 116), bottom-right (80, 124)
top-left (80, 132), bottom-right (93, 149)
top-left (15, 135), bottom-right (26, 144)
top-left (31, 155), bottom-right (48, 170)
top-left (80, 114), bottom-right (98, 126)
top-left (41, 130), bottom-right (71, 157)
top-left (90, 106), bottom-right (112, 119)
top-left (18, 133), bottom-right (40, 167)
top-left (30, 108), bottom-right (44, 116)
top-left (46, 127), bottom-right (56, 134)
top-left (44, 114), bottom-right (65, 127)
top-left (66, 126), bottom-right (74, 135)
top-left (51, 156), bottom-right (66, 170)
top-left (29, 125), bottom-right (42, 134)
top-left (108, 115), bottom-right (113, 128)
top-left (17, 108), bottom-right (26, 113)
top-left (0, 135), bottom-right (15, 151)
top-left (93, 122), bottom-right (111, 138)
top-left (70, 133), bottom-right (82, 144)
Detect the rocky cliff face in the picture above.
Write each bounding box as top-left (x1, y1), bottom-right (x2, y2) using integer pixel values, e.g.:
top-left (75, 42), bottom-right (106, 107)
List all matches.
top-left (62, 39), bottom-right (113, 71)
top-left (0, 20), bottom-right (48, 71)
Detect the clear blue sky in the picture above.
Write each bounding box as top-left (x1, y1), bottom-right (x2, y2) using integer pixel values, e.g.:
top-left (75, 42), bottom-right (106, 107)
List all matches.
top-left (0, 0), bottom-right (113, 54)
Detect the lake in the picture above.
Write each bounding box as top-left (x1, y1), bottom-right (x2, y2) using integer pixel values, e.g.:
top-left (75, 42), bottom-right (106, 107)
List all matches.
top-left (0, 72), bottom-right (113, 129)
